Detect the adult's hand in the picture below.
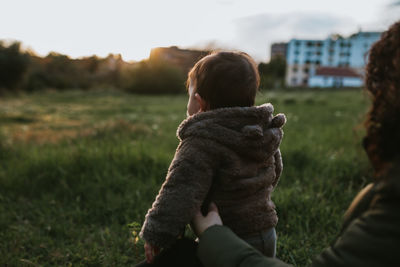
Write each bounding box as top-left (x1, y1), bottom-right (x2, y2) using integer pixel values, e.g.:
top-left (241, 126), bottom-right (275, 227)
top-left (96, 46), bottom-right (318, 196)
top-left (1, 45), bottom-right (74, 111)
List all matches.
top-left (192, 202), bottom-right (223, 237)
top-left (144, 242), bottom-right (160, 263)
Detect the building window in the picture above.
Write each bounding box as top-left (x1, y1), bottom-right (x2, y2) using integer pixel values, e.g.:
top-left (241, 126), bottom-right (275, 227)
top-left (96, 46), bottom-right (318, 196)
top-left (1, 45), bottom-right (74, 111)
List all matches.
top-left (292, 67), bottom-right (298, 72)
top-left (316, 51), bottom-right (322, 56)
top-left (333, 78), bottom-right (343, 87)
top-left (291, 78), bottom-right (297, 84)
top-left (315, 60), bottom-right (321, 65)
top-left (294, 59), bottom-right (299, 64)
top-left (302, 78), bottom-right (308, 85)
top-left (306, 41), bottom-right (314, 47)
top-left (339, 42), bottom-right (351, 48)
top-left (305, 60), bottom-right (311, 64)
top-left (294, 50), bottom-right (300, 55)
top-left (295, 41), bottom-right (301, 46)
top-left (304, 68), bottom-right (309, 74)
top-left (316, 42), bottom-right (323, 47)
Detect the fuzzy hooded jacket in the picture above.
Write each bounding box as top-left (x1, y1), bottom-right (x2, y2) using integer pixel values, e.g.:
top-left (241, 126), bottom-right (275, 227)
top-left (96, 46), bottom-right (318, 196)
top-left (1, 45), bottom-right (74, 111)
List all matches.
top-left (139, 103), bottom-right (286, 248)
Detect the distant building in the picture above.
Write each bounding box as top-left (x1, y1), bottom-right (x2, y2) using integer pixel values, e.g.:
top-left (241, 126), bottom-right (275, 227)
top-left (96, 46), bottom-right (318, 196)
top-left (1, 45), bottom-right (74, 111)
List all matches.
top-left (285, 31), bottom-right (381, 87)
top-left (308, 67), bottom-right (363, 87)
top-left (149, 46), bottom-right (209, 73)
top-left (270, 43), bottom-right (287, 59)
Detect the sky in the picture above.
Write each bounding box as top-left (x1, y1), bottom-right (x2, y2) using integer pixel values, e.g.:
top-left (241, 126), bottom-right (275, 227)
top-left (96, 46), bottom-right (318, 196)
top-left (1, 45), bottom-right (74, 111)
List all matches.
top-left (1, 0), bottom-right (399, 62)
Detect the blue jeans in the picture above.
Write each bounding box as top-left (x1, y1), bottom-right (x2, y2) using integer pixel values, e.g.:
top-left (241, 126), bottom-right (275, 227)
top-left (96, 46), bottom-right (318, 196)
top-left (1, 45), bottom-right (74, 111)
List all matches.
top-left (242, 227), bottom-right (276, 257)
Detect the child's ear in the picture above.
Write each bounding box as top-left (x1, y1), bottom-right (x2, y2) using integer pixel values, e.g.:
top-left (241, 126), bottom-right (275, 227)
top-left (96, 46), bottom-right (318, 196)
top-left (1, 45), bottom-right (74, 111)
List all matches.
top-left (195, 93), bottom-right (208, 112)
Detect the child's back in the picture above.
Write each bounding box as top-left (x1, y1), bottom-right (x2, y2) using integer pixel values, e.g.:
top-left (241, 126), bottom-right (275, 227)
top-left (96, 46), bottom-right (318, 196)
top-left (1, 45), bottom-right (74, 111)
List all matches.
top-left (140, 51), bottom-right (285, 260)
top-left (179, 103), bottom-right (285, 255)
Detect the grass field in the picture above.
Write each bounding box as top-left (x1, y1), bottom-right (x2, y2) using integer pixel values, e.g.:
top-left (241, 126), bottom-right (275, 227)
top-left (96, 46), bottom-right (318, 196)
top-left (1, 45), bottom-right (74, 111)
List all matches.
top-left (0, 89), bottom-right (372, 266)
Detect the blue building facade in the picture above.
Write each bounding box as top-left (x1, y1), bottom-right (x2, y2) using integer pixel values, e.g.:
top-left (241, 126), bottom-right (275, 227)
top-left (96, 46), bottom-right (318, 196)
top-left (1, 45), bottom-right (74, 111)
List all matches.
top-left (285, 31), bottom-right (381, 87)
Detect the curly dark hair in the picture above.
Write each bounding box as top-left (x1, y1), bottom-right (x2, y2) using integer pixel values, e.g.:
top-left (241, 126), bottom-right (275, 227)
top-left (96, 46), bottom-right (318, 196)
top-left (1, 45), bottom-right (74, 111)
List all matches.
top-left (364, 20), bottom-right (400, 178)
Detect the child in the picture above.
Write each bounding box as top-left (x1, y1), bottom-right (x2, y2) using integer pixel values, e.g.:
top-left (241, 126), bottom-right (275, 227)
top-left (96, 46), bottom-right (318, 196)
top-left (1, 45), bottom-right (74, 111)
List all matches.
top-left (139, 51), bottom-right (286, 262)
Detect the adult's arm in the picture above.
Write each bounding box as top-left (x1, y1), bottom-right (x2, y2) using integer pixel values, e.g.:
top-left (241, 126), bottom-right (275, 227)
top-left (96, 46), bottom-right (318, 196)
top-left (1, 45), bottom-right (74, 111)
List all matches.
top-left (198, 225), bottom-right (291, 267)
top-left (196, 192), bottom-right (400, 267)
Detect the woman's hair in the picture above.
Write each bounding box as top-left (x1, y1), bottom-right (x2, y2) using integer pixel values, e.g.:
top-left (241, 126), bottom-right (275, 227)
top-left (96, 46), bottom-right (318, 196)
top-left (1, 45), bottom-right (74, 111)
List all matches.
top-left (364, 21), bottom-right (400, 178)
top-left (187, 51), bottom-right (260, 109)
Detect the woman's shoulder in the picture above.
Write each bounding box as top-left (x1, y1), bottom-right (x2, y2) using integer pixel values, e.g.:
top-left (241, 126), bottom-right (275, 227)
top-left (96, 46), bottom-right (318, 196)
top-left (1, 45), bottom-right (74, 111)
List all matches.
top-left (314, 185), bottom-right (400, 267)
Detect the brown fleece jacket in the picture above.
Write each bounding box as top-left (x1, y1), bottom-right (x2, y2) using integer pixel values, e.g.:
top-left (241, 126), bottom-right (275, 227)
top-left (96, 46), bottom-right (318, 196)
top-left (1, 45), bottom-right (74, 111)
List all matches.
top-left (139, 103), bottom-right (286, 248)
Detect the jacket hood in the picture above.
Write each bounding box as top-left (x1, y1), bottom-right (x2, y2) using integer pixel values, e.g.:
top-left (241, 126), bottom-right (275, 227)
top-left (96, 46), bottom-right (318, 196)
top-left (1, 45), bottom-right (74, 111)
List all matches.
top-left (177, 103), bottom-right (286, 161)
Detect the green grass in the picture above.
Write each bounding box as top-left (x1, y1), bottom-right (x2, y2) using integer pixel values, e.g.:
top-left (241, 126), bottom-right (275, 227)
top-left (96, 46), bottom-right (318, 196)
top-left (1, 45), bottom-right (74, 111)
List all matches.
top-left (0, 89), bottom-right (371, 266)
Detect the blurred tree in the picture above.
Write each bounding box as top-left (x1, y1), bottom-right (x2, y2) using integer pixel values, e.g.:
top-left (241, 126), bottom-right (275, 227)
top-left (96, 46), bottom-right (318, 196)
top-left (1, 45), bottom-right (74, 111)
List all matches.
top-left (42, 52), bottom-right (78, 89)
top-left (258, 56), bottom-right (286, 90)
top-left (0, 41), bottom-right (30, 90)
top-left (24, 55), bottom-right (50, 92)
top-left (83, 55), bottom-right (100, 74)
top-left (122, 60), bottom-right (185, 94)
top-left (1, 39), bottom-right (188, 93)
top-left (102, 54), bottom-right (123, 87)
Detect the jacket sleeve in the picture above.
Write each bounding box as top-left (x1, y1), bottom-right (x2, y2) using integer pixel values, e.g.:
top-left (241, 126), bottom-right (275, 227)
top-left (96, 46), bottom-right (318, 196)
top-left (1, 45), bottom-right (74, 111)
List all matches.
top-left (270, 113), bottom-right (285, 188)
top-left (197, 225), bottom-right (292, 267)
top-left (272, 149), bottom-right (283, 188)
top-left (139, 139), bottom-right (217, 248)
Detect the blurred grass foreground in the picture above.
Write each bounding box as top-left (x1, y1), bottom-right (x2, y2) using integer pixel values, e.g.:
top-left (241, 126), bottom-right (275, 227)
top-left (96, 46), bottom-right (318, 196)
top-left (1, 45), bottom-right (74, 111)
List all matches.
top-left (0, 89), bottom-right (371, 266)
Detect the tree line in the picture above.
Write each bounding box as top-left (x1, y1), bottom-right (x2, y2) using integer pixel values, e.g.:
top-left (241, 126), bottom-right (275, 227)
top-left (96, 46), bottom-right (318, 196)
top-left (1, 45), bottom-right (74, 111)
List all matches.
top-left (0, 40), bottom-right (286, 94)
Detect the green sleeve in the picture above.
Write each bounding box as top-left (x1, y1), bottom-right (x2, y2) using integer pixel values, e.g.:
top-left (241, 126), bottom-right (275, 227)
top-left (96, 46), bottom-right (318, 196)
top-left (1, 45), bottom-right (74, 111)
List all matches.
top-left (197, 225), bottom-right (292, 267)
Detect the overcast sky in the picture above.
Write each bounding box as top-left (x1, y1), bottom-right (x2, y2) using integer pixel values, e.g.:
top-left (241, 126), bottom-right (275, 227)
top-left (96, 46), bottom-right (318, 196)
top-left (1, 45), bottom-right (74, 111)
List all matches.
top-left (1, 0), bottom-right (399, 62)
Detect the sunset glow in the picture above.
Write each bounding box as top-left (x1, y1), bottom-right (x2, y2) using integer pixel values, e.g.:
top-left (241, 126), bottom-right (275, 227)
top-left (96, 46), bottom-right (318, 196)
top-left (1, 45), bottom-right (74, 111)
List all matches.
top-left (1, 0), bottom-right (398, 61)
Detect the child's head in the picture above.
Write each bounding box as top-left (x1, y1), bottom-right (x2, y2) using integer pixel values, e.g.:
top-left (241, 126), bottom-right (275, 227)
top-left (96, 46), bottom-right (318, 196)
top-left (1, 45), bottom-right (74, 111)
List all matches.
top-left (186, 51), bottom-right (260, 116)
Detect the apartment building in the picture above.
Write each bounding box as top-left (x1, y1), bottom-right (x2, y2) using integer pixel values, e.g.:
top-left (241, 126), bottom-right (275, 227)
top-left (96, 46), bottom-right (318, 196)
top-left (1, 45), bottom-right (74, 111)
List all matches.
top-left (285, 31), bottom-right (381, 87)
